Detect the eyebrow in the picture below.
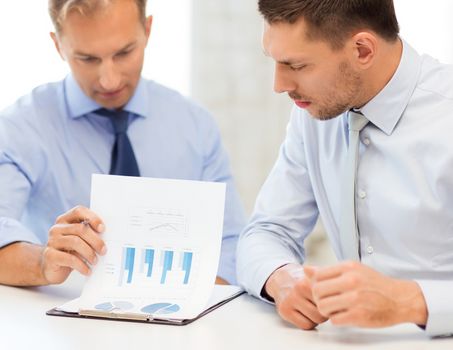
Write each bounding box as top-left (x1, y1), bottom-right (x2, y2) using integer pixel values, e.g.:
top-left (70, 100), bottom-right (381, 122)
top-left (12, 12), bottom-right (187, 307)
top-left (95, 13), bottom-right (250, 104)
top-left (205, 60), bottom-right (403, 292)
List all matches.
top-left (74, 41), bottom-right (137, 58)
top-left (262, 49), bottom-right (306, 65)
top-left (279, 60), bottom-right (299, 66)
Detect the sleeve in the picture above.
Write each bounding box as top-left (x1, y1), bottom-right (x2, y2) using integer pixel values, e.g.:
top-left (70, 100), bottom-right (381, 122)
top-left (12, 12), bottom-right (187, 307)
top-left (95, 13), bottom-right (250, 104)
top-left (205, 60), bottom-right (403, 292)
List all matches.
top-left (415, 280), bottom-right (453, 336)
top-left (236, 108), bottom-right (319, 298)
top-left (0, 118), bottom-right (41, 248)
top-left (196, 107), bottom-right (246, 285)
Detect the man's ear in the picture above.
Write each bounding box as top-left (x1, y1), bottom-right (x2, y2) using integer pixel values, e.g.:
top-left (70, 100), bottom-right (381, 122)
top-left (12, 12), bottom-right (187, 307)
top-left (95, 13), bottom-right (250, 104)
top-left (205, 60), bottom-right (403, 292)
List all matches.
top-left (351, 32), bottom-right (378, 69)
top-left (50, 32), bottom-right (65, 61)
top-left (144, 15), bottom-right (153, 43)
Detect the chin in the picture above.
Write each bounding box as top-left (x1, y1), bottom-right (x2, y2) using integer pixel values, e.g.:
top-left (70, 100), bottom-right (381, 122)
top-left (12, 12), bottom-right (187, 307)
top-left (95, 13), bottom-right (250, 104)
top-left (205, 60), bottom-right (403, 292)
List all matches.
top-left (96, 99), bottom-right (127, 110)
top-left (310, 110), bottom-right (339, 121)
top-left (94, 90), bottom-right (131, 110)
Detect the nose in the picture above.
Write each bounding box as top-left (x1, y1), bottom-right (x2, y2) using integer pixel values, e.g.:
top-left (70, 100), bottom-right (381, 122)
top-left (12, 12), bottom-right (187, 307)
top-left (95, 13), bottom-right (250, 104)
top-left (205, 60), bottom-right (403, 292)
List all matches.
top-left (98, 60), bottom-right (121, 91)
top-left (273, 64), bottom-right (297, 94)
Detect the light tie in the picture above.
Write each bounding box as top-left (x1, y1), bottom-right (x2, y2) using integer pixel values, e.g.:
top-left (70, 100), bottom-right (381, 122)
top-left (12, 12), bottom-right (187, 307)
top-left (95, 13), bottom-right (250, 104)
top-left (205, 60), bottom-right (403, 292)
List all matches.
top-left (340, 110), bottom-right (369, 261)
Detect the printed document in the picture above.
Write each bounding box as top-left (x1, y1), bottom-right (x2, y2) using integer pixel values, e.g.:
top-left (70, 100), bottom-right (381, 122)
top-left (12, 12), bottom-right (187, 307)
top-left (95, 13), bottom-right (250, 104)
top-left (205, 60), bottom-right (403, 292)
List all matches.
top-left (56, 174), bottom-right (234, 321)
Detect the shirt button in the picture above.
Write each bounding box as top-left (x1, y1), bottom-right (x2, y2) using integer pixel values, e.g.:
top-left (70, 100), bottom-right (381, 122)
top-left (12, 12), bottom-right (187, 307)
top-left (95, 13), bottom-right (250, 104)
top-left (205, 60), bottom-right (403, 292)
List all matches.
top-left (363, 138), bottom-right (370, 146)
top-left (358, 190), bottom-right (367, 199)
top-left (367, 246), bottom-right (374, 254)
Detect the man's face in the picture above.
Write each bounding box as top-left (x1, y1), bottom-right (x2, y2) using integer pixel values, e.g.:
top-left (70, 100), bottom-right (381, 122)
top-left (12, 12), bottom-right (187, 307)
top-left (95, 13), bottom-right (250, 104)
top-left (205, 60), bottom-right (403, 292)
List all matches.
top-left (263, 19), bottom-right (364, 120)
top-left (51, 0), bottom-right (152, 109)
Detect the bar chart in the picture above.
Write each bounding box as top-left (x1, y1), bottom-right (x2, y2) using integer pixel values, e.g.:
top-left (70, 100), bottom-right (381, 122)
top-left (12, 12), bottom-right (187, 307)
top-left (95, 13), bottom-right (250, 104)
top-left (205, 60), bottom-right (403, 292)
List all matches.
top-left (118, 247), bottom-right (136, 285)
top-left (118, 245), bottom-right (194, 287)
top-left (160, 250), bottom-right (174, 284)
top-left (142, 248), bottom-right (155, 278)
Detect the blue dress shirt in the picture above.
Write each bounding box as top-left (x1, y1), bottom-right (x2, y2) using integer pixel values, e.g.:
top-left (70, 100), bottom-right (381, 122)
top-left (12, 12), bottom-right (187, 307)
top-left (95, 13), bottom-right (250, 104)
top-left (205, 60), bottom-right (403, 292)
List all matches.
top-left (237, 40), bottom-right (453, 335)
top-left (0, 75), bottom-right (245, 284)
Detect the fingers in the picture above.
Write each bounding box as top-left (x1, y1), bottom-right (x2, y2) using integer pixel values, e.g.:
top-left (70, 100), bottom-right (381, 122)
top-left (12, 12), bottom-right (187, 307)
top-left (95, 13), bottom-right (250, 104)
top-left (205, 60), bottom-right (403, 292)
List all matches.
top-left (275, 276), bottom-right (328, 330)
top-left (312, 261), bottom-right (359, 282)
top-left (311, 276), bottom-right (346, 301)
top-left (49, 234), bottom-right (98, 265)
top-left (267, 264), bottom-right (331, 330)
top-left (45, 206), bottom-right (108, 283)
top-left (284, 310), bottom-right (318, 330)
top-left (303, 265), bottom-right (319, 299)
top-left (330, 310), bottom-right (357, 327)
top-left (277, 293), bottom-right (327, 330)
top-left (310, 262), bottom-right (366, 306)
top-left (293, 281), bottom-right (329, 324)
top-left (303, 265), bottom-right (316, 280)
top-left (295, 297), bottom-right (329, 324)
top-left (49, 222), bottom-right (106, 257)
top-left (43, 247), bottom-right (91, 278)
top-left (55, 205), bottom-right (105, 233)
top-left (316, 291), bottom-right (356, 317)
top-left (42, 206), bottom-right (108, 284)
top-left (308, 263), bottom-right (397, 327)
top-left (277, 294), bottom-right (317, 330)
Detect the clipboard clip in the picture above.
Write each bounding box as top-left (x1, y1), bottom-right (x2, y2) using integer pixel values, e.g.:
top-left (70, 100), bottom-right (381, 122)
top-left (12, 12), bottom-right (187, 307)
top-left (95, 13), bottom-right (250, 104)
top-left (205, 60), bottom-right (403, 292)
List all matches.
top-left (79, 309), bottom-right (153, 322)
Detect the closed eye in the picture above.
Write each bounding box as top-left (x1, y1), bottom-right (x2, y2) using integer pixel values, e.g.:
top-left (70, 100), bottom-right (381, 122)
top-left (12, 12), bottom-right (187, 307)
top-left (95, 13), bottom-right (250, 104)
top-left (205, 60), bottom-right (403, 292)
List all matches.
top-left (78, 56), bottom-right (99, 63)
top-left (115, 49), bottom-right (132, 58)
top-left (290, 64), bottom-right (306, 71)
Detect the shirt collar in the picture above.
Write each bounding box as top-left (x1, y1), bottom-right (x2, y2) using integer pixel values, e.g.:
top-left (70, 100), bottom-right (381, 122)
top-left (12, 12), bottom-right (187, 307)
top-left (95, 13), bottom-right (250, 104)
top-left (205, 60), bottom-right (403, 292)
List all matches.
top-left (359, 39), bottom-right (422, 135)
top-left (64, 74), bottom-right (149, 119)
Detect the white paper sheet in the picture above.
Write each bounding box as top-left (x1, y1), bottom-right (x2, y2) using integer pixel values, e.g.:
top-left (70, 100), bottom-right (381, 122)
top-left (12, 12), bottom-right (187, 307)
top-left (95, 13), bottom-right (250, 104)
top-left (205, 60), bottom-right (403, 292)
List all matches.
top-left (73, 174), bottom-right (226, 320)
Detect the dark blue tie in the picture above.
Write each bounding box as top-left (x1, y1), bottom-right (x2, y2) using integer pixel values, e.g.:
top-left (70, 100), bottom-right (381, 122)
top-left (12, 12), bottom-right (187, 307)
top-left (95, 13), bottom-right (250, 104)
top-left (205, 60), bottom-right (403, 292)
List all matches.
top-left (95, 108), bottom-right (140, 176)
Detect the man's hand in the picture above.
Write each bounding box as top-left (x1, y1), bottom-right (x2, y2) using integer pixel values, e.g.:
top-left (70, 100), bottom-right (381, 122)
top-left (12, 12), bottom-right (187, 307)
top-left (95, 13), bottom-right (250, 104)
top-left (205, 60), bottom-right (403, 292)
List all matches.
top-left (41, 205), bottom-right (107, 284)
top-left (215, 276), bottom-right (229, 285)
top-left (264, 264), bottom-right (328, 330)
top-left (304, 262), bottom-right (428, 328)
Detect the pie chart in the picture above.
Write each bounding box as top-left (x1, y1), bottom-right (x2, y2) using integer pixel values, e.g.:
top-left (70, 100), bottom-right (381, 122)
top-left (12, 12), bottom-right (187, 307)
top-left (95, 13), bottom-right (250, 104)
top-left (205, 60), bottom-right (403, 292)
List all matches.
top-left (140, 302), bottom-right (180, 315)
top-left (95, 301), bottom-right (134, 311)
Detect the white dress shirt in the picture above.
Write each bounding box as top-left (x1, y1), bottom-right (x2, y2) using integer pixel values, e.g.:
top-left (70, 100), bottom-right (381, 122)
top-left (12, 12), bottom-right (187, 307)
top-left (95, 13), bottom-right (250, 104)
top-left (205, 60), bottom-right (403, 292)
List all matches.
top-left (237, 40), bottom-right (453, 336)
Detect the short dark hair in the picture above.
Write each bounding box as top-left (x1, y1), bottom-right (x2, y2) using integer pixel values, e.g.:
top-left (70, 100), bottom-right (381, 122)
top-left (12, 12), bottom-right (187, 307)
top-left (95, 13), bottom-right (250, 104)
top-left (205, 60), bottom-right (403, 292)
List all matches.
top-left (258, 0), bottom-right (399, 50)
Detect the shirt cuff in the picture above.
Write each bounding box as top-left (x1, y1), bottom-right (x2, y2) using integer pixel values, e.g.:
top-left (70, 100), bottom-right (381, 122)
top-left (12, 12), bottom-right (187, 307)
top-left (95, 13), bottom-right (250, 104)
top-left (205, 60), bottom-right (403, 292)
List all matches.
top-left (415, 279), bottom-right (453, 337)
top-left (238, 257), bottom-right (298, 303)
top-left (0, 217), bottom-right (40, 248)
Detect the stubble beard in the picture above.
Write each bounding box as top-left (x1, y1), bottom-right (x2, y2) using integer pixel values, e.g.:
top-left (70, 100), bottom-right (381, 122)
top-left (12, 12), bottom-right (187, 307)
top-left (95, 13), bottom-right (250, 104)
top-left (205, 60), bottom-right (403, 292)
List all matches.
top-left (314, 61), bottom-right (363, 121)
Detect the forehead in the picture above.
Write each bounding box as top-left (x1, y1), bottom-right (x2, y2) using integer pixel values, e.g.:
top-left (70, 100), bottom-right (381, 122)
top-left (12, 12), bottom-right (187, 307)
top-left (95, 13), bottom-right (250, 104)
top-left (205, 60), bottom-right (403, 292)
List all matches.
top-left (61, 0), bottom-right (141, 36)
top-left (59, 0), bottom-right (143, 46)
top-left (262, 19), bottom-right (335, 62)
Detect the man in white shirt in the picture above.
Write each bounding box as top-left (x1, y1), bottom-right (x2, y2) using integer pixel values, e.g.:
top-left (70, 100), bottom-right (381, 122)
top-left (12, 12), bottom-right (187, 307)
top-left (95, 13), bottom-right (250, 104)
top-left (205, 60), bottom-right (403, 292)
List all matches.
top-left (237, 0), bottom-right (453, 336)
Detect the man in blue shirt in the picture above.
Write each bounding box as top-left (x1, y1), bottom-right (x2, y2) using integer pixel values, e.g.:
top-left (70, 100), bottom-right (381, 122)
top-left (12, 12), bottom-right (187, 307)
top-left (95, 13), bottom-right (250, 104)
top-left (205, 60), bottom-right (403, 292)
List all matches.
top-left (238, 0), bottom-right (453, 336)
top-left (0, 0), bottom-right (245, 286)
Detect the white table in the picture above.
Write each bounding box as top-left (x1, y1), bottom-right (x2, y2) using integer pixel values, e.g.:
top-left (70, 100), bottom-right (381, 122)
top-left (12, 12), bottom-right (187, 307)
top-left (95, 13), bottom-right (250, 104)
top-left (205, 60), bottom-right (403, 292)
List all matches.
top-left (1, 274), bottom-right (452, 350)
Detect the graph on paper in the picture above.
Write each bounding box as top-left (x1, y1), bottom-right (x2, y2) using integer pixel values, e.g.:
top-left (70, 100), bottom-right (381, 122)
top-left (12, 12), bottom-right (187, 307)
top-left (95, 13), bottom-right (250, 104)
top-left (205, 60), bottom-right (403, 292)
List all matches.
top-left (93, 300), bottom-right (181, 315)
top-left (141, 302), bottom-right (181, 315)
top-left (118, 246), bottom-right (194, 287)
top-left (81, 175), bottom-right (226, 320)
top-left (129, 208), bottom-right (187, 236)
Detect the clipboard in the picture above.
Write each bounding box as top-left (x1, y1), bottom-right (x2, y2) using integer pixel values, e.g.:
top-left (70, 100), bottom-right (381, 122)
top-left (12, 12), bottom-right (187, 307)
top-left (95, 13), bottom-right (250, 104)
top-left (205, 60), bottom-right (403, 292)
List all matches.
top-left (46, 287), bottom-right (245, 326)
